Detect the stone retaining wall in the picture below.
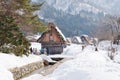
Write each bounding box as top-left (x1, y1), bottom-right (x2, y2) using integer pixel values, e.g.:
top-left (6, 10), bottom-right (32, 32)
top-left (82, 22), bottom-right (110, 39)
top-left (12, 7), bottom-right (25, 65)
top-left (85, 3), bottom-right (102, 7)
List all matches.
top-left (9, 61), bottom-right (44, 80)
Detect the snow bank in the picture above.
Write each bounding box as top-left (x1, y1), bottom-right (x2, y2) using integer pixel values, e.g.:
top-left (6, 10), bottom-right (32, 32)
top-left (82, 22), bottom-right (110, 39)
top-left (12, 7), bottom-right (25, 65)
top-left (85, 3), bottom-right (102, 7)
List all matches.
top-left (21, 42), bottom-right (120, 80)
top-left (30, 42), bottom-right (41, 53)
top-left (48, 54), bottom-right (74, 59)
top-left (98, 40), bottom-right (117, 50)
top-left (98, 40), bottom-right (120, 63)
top-left (62, 44), bottom-right (82, 56)
top-left (0, 53), bottom-right (42, 69)
top-left (0, 42), bottom-right (42, 80)
top-left (21, 74), bottom-right (56, 80)
top-left (47, 49), bottom-right (120, 80)
top-left (0, 65), bottom-right (13, 80)
top-left (114, 52), bottom-right (120, 63)
top-left (22, 74), bottom-right (45, 80)
top-left (38, 45), bottom-right (119, 80)
top-left (0, 53), bottom-right (43, 80)
top-left (41, 54), bottom-right (56, 63)
top-left (98, 40), bottom-right (111, 50)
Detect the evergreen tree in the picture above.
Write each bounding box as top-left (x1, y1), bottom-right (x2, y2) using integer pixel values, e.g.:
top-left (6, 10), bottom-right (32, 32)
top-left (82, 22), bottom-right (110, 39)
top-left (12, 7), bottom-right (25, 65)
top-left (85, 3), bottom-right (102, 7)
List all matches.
top-left (13, 0), bottom-right (48, 33)
top-left (0, 0), bottom-right (46, 56)
top-left (0, 14), bottom-right (30, 56)
top-left (0, 0), bottom-right (47, 34)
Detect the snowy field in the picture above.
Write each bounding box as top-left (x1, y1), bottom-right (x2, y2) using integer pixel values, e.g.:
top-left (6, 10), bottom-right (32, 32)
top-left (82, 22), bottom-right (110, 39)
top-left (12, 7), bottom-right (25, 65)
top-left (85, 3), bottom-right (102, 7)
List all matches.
top-left (22, 41), bottom-right (120, 80)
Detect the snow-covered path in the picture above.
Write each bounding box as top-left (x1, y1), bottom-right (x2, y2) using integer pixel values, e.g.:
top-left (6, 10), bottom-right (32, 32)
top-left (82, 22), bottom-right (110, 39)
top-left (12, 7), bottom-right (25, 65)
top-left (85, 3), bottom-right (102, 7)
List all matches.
top-left (22, 43), bottom-right (120, 80)
top-left (22, 58), bottom-right (70, 79)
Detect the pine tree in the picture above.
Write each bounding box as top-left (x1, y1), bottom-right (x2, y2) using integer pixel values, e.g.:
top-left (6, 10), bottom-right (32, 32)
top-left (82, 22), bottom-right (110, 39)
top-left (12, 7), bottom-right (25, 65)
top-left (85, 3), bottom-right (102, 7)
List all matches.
top-left (0, 0), bottom-right (46, 56)
top-left (0, 0), bottom-right (47, 34)
top-left (0, 14), bottom-right (30, 56)
top-left (12, 0), bottom-right (48, 33)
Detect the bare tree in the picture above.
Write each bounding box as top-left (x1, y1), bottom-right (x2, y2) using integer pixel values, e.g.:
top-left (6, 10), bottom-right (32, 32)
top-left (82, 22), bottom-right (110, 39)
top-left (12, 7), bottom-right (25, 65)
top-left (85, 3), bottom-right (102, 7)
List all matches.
top-left (95, 15), bottom-right (120, 60)
top-left (94, 15), bottom-right (120, 41)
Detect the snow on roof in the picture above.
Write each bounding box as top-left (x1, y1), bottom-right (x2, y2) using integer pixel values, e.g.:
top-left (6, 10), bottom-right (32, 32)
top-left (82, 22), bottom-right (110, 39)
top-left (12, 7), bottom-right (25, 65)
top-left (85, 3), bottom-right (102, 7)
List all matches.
top-left (55, 26), bottom-right (67, 42)
top-left (74, 36), bottom-right (82, 43)
top-left (26, 35), bottom-right (41, 41)
top-left (26, 36), bottom-right (34, 40)
top-left (33, 35), bottom-right (41, 40)
top-left (81, 34), bottom-right (89, 37)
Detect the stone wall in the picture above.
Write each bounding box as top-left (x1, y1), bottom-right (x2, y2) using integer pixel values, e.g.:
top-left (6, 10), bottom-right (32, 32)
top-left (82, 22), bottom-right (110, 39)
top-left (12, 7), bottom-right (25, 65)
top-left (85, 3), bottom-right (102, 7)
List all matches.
top-left (9, 61), bottom-right (44, 80)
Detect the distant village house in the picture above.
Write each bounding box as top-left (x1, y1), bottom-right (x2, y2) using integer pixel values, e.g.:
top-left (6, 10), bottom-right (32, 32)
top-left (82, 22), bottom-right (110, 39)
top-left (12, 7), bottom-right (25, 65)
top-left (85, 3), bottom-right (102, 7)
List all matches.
top-left (66, 37), bottom-right (72, 45)
top-left (80, 35), bottom-right (93, 45)
top-left (72, 36), bottom-right (82, 44)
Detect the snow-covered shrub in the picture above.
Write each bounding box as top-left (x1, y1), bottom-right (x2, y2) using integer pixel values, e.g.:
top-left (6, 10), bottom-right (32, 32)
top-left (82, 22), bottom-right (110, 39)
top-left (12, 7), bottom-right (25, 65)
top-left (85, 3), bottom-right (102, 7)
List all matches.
top-left (0, 46), bottom-right (11, 53)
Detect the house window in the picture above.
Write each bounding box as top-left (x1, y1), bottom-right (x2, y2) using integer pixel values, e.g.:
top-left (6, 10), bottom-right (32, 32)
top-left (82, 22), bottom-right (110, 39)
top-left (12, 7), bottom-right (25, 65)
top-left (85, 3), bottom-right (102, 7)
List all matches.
top-left (50, 33), bottom-right (54, 42)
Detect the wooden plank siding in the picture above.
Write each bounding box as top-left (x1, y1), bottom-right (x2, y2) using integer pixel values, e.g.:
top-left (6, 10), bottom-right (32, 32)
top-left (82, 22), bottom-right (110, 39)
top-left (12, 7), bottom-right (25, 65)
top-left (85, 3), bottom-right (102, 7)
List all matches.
top-left (42, 45), bottom-right (63, 55)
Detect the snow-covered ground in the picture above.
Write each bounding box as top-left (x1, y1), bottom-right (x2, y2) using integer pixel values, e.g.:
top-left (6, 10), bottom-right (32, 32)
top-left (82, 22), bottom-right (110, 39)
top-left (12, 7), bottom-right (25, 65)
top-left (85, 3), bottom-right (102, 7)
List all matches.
top-left (22, 74), bottom-right (45, 80)
top-left (98, 40), bottom-right (120, 63)
top-left (0, 53), bottom-right (43, 80)
top-left (0, 65), bottom-right (14, 80)
top-left (0, 53), bottom-right (42, 69)
top-left (2, 41), bottom-right (120, 80)
top-left (62, 44), bottom-right (82, 56)
top-left (22, 42), bottom-right (120, 80)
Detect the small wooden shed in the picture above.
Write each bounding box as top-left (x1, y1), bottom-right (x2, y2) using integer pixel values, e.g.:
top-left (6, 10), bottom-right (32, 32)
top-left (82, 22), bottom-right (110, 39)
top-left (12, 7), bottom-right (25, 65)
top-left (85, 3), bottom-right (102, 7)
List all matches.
top-left (37, 22), bottom-right (66, 55)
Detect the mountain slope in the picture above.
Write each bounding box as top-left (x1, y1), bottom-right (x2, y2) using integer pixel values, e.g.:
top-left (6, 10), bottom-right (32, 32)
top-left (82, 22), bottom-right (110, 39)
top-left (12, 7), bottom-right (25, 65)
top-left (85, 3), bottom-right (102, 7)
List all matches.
top-left (36, 0), bottom-right (106, 36)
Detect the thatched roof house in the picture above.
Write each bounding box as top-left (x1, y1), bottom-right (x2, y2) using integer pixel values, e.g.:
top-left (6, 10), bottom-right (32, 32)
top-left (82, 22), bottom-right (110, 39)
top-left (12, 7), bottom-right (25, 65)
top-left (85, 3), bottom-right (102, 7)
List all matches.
top-left (72, 36), bottom-right (82, 44)
top-left (37, 22), bottom-right (66, 55)
top-left (66, 37), bottom-right (72, 45)
top-left (80, 35), bottom-right (92, 45)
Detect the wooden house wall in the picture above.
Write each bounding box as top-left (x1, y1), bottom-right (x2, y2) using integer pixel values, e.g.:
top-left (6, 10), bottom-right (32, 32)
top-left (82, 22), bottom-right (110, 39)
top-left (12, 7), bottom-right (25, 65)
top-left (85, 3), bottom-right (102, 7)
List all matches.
top-left (42, 33), bottom-right (49, 42)
top-left (41, 28), bottom-right (62, 43)
top-left (42, 45), bottom-right (63, 55)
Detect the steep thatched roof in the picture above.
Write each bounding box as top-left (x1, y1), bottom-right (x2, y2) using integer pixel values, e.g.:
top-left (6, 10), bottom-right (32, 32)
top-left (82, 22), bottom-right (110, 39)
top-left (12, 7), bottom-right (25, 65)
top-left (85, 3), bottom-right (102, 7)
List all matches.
top-left (37, 22), bottom-right (66, 43)
top-left (72, 36), bottom-right (82, 43)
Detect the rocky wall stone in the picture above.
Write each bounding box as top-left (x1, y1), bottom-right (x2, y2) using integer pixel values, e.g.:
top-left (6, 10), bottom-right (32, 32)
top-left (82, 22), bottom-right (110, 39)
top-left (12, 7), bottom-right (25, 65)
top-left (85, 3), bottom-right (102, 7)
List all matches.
top-left (9, 61), bottom-right (44, 80)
